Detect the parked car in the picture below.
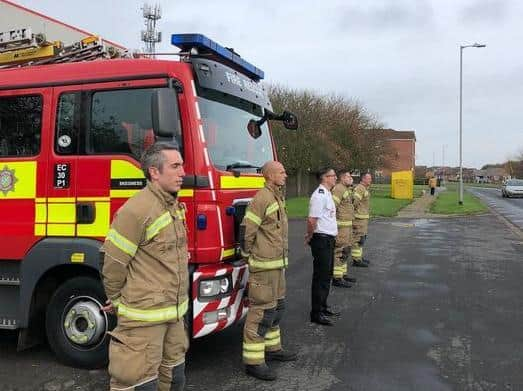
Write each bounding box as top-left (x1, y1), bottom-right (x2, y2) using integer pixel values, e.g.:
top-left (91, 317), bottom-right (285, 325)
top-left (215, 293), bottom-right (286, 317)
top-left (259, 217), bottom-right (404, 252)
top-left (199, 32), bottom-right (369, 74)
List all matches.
top-left (501, 179), bottom-right (523, 197)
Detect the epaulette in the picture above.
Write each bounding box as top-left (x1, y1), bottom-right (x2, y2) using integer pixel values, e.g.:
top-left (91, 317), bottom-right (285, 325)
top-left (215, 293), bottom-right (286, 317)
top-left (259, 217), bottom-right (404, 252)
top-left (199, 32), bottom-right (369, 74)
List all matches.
top-left (318, 188), bottom-right (325, 194)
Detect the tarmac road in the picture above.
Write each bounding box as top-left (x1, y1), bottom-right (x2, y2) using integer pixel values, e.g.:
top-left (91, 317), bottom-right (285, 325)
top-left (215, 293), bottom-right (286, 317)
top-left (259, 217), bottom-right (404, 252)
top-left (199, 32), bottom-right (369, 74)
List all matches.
top-left (468, 186), bottom-right (523, 230)
top-left (1, 214), bottom-right (523, 391)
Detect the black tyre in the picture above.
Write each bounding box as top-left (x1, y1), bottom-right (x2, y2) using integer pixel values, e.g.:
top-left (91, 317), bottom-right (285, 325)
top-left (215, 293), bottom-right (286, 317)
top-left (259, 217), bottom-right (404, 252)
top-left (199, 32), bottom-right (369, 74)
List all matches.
top-left (45, 276), bottom-right (115, 369)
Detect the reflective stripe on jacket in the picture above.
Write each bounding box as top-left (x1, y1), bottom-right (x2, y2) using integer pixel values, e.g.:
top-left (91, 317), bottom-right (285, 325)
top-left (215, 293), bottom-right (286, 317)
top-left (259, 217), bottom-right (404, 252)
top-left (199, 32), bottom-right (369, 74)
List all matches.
top-left (240, 183), bottom-right (288, 272)
top-left (101, 182), bottom-right (189, 324)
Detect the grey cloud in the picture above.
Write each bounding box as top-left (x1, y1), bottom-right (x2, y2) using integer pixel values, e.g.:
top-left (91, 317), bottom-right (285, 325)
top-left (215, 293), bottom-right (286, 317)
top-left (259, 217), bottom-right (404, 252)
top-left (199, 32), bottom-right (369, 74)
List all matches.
top-left (459, 0), bottom-right (510, 24)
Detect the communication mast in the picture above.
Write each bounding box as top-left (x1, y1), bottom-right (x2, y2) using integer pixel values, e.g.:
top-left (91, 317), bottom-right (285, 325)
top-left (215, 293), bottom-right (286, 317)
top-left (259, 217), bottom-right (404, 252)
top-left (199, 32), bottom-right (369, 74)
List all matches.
top-left (141, 3), bottom-right (162, 57)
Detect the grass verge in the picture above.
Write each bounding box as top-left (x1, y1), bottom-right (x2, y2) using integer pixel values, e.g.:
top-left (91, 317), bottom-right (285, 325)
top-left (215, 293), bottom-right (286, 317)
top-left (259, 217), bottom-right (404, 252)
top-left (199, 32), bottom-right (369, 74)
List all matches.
top-left (430, 189), bottom-right (488, 215)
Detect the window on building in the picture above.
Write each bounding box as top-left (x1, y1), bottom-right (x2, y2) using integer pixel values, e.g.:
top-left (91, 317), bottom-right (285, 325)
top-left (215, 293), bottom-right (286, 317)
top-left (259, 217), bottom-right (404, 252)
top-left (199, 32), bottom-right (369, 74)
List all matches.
top-left (0, 95), bottom-right (42, 157)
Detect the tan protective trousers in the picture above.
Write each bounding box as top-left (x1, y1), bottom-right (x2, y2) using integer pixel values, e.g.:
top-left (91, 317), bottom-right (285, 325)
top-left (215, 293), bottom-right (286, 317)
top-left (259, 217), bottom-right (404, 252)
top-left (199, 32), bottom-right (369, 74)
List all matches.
top-left (351, 218), bottom-right (369, 263)
top-left (243, 268), bottom-right (286, 365)
top-left (108, 319), bottom-right (188, 390)
top-left (334, 226), bottom-right (352, 278)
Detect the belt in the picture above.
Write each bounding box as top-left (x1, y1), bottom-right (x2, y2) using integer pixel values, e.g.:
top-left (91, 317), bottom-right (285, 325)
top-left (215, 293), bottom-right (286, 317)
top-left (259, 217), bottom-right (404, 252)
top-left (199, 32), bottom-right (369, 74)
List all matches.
top-left (313, 233), bottom-right (335, 239)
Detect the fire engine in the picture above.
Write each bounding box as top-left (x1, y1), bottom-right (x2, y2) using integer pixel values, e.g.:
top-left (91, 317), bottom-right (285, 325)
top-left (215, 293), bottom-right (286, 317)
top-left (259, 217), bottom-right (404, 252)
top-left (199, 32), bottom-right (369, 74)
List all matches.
top-left (0, 28), bottom-right (297, 368)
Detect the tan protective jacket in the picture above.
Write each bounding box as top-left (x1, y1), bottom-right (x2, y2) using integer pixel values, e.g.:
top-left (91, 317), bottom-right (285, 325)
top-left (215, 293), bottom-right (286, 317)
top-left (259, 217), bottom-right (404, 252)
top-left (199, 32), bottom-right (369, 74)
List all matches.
top-left (332, 183), bottom-right (354, 227)
top-left (101, 182), bottom-right (189, 324)
top-left (353, 183), bottom-right (370, 220)
top-left (240, 183), bottom-right (288, 273)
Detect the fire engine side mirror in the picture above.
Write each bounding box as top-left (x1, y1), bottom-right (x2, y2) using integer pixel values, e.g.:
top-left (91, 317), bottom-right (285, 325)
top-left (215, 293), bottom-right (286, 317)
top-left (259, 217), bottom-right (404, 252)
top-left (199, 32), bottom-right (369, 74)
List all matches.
top-left (282, 111), bottom-right (298, 130)
top-left (151, 89), bottom-right (181, 140)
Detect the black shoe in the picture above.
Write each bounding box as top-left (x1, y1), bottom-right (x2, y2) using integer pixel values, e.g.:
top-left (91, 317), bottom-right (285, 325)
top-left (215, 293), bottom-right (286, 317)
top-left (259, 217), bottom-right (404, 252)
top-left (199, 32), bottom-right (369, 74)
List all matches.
top-left (266, 349), bottom-right (297, 362)
top-left (322, 308), bottom-right (341, 317)
top-left (343, 276), bottom-right (357, 283)
top-left (352, 260), bottom-right (368, 267)
top-left (310, 313), bottom-right (334, 326)
top-left (332, 278), bottom-right (352, 288)
top-left (245, 363), bottom-right (277, 381)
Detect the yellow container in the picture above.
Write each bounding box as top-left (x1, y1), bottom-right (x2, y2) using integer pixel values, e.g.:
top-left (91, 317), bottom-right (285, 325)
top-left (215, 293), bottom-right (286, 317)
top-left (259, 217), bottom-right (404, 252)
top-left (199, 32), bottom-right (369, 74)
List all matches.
top-left (391, 170), bottom-right (413, 200)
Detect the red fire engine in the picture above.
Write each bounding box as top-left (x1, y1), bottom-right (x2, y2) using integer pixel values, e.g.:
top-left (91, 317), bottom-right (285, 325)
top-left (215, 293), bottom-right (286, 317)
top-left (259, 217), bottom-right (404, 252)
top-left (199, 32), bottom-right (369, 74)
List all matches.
top-left (0, 29), bottom-right (297, 368)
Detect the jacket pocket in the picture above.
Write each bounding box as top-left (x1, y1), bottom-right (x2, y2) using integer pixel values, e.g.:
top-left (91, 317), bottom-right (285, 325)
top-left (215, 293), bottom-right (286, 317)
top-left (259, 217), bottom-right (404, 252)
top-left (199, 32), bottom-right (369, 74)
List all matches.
top-left (248, 273), bottom-right (274, 306)
top-left (108, 331), bottom-right (150, 386)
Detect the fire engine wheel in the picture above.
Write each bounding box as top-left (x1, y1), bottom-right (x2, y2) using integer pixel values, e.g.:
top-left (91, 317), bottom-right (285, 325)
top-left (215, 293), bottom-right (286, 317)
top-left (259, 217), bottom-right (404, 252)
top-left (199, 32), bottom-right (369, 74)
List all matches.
top-left (45, 276), bottom-right (114, 369)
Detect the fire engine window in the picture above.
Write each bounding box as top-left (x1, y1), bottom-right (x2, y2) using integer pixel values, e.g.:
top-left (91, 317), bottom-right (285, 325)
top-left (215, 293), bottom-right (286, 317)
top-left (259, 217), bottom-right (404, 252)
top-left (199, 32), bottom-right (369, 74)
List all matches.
top-left (87, 88), bottom-right (180, 159)
top-left (0, 95), bottom-right (42, 157)
top-left (55, 93), bottom-right (80, 154)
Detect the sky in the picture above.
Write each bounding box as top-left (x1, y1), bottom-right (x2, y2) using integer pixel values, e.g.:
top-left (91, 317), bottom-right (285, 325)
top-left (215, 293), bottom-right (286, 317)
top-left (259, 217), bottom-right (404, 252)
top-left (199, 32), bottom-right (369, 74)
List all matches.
top-left (10, 0), bottom-right (523, 169)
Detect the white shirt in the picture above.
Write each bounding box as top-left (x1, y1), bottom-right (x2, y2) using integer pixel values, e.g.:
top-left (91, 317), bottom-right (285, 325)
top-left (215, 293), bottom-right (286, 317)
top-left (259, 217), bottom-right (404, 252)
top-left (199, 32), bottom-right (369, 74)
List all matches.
top-left (309, 184), bottom-right (338, 236)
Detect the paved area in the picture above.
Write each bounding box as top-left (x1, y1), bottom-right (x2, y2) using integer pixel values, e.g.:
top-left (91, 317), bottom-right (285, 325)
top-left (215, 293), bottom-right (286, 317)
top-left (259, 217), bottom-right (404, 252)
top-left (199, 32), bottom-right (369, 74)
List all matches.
top-left (397, 188), bottom-right (443, 218)
top-left (468, 187), bottom-right (523, 231)
top-left (1, 215), bottom-right (523, 390)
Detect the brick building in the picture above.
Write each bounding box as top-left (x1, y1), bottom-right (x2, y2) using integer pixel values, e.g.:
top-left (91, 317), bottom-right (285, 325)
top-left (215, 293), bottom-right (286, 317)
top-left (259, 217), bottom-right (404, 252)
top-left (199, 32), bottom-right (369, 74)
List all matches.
top-left (377, 129), bottom-right (416, 179)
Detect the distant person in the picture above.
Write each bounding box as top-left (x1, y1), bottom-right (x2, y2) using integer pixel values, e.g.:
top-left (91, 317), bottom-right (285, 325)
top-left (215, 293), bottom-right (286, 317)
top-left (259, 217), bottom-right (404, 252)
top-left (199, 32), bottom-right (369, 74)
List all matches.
top-left (352, 173), bottom-right (372, 267)
top-left (306, 168), bottom-right (339, 326)
top-left (331, 170), bottom-right (356, 288)
top-left (429, 176), bottom-right (437, 196)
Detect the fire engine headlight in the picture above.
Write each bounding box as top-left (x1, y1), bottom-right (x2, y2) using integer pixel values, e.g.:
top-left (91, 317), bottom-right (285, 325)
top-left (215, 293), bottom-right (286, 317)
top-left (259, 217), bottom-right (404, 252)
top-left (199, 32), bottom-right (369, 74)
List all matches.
top-left (199, 276), bottom-right (232, 298)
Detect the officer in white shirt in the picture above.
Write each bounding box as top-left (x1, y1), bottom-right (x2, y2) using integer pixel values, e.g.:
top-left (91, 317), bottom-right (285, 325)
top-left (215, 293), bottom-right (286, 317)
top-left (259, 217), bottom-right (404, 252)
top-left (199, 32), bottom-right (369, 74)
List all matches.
top-left (305, 167), bottom-right (339, 326)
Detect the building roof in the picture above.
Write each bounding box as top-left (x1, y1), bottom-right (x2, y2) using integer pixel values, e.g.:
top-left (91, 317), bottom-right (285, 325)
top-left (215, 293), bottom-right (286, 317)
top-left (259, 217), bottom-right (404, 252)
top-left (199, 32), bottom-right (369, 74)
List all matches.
top-left (379, 129), bottom-right (416, 141)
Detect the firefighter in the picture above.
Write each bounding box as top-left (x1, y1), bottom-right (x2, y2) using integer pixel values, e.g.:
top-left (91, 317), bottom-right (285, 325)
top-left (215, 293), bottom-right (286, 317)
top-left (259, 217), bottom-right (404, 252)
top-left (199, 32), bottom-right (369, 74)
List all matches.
top-left (331, 170), bottom-right (357, 287)
top-left (429, 176), bottom-right (437, 196)
top-left (306, 167), bottom-right (340, 326)
top-left (101, 142), bottom-right (189, 391)
top-left (352, 173), bottom-right (372, 268)
top-left (240, 161), bottom-right (297, 381)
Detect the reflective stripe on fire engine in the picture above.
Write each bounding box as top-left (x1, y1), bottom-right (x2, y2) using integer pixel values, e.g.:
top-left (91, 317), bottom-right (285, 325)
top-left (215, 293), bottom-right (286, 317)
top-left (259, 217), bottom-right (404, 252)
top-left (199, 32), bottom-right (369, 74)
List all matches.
top-left (220, 176), bottom-right (265, 189)
top-left (264, 328), bottom-right (281, 347)
top-left (265, 202), bottom-right (279, 216)
top-left (337, 220), bottom-right (353, 227)
top-left (248, 256), bottom-right (288, 270)
top-left (355, 214), bottom-right (369, 219)
top-left (242, 342), bottom-right (265, 360)
top-left (106, 229), bottom-right (138, 257)
top-left (145, 212), bottom-right (172, 240)
top-left (245, 211), bottom-right (262, 226)
top-left (116, 299), bottom-right (189, 322)
top-left (221, 248), bottom-right (235, 260)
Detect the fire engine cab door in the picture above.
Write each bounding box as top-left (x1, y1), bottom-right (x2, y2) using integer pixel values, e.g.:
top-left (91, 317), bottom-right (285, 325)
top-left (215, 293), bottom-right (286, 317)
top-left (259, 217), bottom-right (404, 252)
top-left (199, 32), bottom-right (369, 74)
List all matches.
top-left (52, 79), bottom-right (178, 240)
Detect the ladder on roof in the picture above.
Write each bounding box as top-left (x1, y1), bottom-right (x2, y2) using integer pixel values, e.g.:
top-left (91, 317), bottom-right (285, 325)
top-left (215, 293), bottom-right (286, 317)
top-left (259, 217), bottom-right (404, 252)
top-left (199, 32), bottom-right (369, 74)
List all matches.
top-left (0, 27), bottom-right (126, 69)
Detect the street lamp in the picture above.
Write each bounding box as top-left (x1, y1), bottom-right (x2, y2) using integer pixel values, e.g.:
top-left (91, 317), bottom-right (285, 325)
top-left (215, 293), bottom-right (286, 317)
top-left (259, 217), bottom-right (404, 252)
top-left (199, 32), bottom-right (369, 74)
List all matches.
top-left (459, 42), bottom-right (486, 205)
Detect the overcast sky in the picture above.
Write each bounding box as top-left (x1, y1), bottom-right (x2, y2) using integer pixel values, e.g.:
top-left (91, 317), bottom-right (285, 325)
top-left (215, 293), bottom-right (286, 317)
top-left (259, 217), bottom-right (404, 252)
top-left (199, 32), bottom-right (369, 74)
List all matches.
top-left (13, 0), bottom-right (523, 169)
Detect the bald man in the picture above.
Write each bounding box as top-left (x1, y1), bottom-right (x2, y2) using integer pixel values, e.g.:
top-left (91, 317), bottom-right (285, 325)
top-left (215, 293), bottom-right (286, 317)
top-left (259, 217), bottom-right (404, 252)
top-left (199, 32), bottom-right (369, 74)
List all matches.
top-left (239, 161), bottom-right (297, 381)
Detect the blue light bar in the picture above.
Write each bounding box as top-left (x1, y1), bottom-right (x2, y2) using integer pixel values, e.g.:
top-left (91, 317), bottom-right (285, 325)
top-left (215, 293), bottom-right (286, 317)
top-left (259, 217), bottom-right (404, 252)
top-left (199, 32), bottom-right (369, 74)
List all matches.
top-left (171, 33), bottom-right (264, 81)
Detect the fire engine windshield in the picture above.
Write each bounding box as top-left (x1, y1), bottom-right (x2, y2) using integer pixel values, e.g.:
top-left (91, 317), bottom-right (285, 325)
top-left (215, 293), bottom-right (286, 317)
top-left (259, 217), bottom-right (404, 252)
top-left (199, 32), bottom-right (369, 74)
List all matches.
top-left (197, 89), bottom-right (273, 172)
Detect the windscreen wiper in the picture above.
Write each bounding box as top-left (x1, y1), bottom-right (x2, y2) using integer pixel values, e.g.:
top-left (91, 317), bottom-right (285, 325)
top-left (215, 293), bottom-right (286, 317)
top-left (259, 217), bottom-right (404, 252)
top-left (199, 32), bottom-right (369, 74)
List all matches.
top-left (225, 162), bottom-right (261, 172)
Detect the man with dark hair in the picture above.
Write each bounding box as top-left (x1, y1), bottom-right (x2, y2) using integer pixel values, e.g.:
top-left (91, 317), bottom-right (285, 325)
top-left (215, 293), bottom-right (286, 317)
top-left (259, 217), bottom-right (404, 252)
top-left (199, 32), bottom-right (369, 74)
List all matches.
top-left (240, 160), bottom-right (296, 381)
top-left (306, 167), bottom-right (339, 326)
top-left (352, 173), bottom-right (372, 267)
top-left (101, 142), bottom-right (188, 391)
top-left (332, 170), bottom-right (356, 287)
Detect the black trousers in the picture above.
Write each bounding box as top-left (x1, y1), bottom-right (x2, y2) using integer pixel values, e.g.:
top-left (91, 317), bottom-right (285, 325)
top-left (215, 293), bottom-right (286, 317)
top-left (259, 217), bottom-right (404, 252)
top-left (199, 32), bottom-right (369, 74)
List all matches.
top-left (430, 187), bottom-right (435, 196)
top-left (310, 233), bottom-right (335, 316)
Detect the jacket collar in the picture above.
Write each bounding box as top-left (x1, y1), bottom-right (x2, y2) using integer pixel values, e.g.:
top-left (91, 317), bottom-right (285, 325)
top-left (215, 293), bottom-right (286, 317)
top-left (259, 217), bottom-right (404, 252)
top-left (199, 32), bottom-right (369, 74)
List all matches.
top-left (147, 181), bottom-right (178, 208)
top-left (265, 181), bottom-right (284, 199)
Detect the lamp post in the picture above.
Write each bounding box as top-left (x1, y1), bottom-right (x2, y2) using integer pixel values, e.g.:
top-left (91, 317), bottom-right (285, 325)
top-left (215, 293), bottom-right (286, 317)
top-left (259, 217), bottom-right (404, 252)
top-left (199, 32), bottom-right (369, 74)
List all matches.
top-left (459, 43), bottom-right (486, 205)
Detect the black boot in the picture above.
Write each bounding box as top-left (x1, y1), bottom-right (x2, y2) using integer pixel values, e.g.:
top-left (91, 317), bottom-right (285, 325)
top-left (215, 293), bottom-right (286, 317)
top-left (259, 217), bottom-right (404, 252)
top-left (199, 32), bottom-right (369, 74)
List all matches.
top-left (245, 363), bottom-right (277, 381)
top-left (170, 362), bottom-right (186, 391)
top-left (352, 260), bottom-right (368, 267)
top-left (310, 313), bottom-right (334, 326)
top-left (135, 379), bottom-right (158, 391)
top-left (343, 276), bottom-right (357, 283)
top-left (332, 278), bottom-right (352, 288)
top-left (266, 349), bottom-right (297, 362)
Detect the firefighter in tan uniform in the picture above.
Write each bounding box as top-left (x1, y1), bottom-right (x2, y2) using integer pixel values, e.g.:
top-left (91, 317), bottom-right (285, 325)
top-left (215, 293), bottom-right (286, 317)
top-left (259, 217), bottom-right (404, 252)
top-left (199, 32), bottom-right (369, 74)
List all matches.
top-left (331, 171), bottom-right (356, 287)
top-left (240, 161), bottom-right (297, 381)
top-left (101, 142), bottom-right (188, 391)
top-left (352, 173), bottom-right (372, 267)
